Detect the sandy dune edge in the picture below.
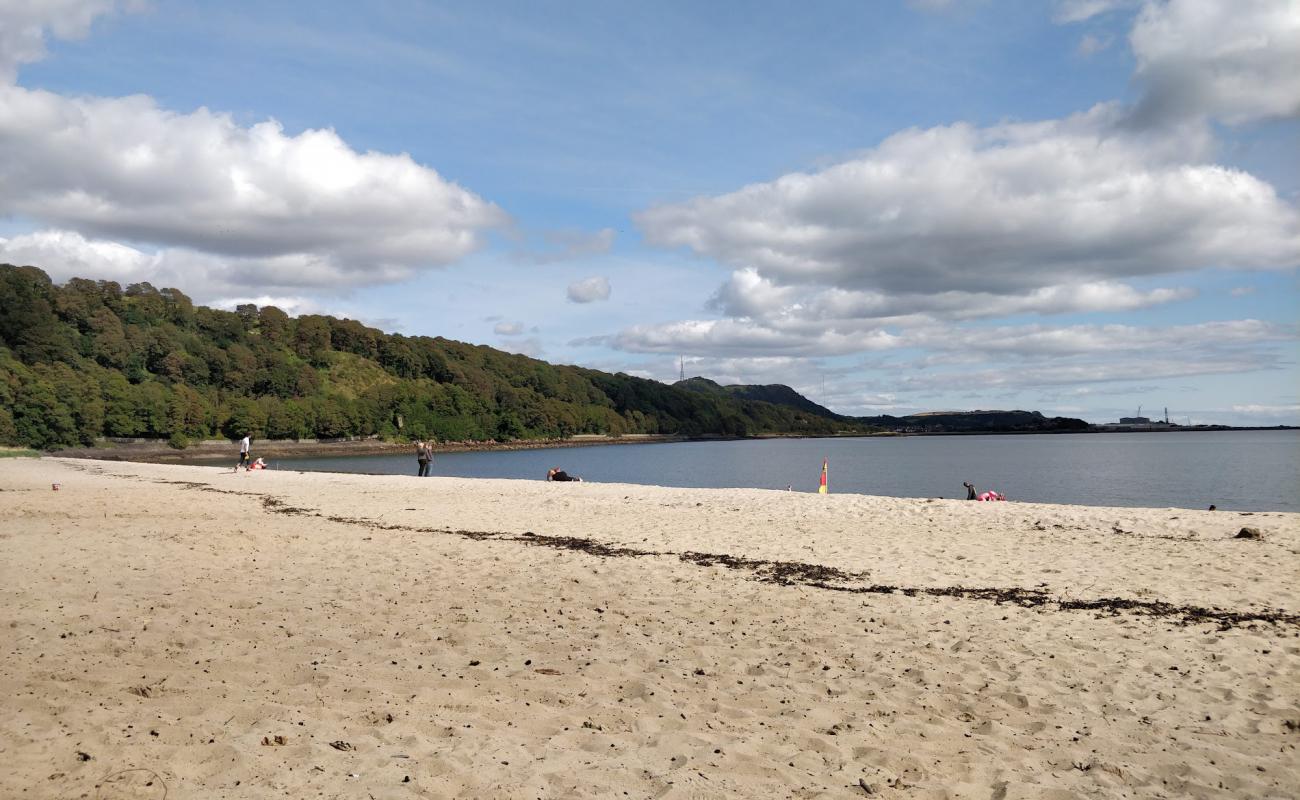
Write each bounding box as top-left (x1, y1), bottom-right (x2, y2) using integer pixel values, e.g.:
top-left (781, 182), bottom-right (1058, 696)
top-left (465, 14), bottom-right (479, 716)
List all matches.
top-left (1, 458), bottom-right (1297, 799)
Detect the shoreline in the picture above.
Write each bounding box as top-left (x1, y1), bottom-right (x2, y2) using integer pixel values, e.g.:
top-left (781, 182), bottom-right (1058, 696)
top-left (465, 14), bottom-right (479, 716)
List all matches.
top-left (48, 425), bottom-right (1297, 463)
top-left (50, 433), bottom-right (692, 462)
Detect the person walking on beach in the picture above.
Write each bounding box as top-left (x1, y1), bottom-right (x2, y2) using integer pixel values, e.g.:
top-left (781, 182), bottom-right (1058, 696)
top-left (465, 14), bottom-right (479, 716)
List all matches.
top-left (416, 440), bottom-right (431, 477)
top-left (963, 481), bottom-right (977, 500)
top-left (236, 434), bottom-right (251, 472)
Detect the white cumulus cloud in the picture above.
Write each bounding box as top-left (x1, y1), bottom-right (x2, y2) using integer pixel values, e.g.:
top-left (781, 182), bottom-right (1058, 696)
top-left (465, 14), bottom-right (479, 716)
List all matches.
top-left (566, 275), bottom-right (611, 303)
top-left (1130, 0), bottom-right (1300, 125)
top-left (0, 0), bottom-right (140, 82)
top-left (638, 105), bottom-right (1298, 304)
top-left (0, 86), bottom-right (507, 289)
top-left (0, 228), bottom-right (431, 300)
top-left (0, 2), bottom-right (506, 294)
top-left (710, 268), bottom-right (1195, 327)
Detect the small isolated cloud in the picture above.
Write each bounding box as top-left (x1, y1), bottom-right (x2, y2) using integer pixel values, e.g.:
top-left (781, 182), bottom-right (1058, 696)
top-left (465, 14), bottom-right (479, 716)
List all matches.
top-left (567, 275), bottom-right (611, 303)
top-left (1229, 285), bottom-right (1256, 297)
top-left (1130, 0), bottom-right (1300, 125)
top-left (494, 321), bottom-right (526, 336)
top-left (1076, 33), bottom-right (1113, 56)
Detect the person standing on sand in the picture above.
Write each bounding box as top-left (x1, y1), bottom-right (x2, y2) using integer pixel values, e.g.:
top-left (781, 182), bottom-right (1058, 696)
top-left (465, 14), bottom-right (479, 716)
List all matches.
top-left (963, 481), bottom-right (977, 500)
top-left (416, 440), bottom-right (431, 477)
top-left (236, 435), bottom-right (251, 472)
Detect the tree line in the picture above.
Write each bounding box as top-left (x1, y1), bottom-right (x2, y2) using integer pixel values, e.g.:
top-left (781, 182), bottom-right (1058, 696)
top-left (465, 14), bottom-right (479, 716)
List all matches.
top-left (0, 265), bottom-right (864, 449)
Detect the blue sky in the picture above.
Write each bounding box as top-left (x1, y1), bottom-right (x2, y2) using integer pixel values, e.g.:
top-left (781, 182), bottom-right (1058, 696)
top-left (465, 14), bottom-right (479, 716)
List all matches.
top-left (1, 0), bottom-right (1297, 424)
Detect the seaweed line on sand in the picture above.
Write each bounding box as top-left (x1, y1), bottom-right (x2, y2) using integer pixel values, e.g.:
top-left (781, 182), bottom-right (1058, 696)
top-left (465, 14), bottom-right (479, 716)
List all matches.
top-left (254, 495), bottom-right (1299, 631)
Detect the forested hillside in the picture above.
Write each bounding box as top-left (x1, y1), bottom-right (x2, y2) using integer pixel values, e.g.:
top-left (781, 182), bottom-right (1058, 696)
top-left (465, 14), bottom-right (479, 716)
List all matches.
top-left (0, 266), bottom-right (862, 449)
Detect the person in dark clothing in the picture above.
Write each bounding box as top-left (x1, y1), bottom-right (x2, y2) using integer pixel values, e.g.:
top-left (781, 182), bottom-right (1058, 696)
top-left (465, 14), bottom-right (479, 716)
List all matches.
top-left (546, 467), bottom-right (582, 482)
top-left (416, 441), bottom-right (431, 477)
top-left (963, 481), bottom-right (977, 500)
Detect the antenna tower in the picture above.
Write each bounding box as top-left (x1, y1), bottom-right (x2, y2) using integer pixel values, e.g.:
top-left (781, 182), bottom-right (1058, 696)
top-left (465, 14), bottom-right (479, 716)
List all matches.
top-left (679, 355), bottom-right (684, 381)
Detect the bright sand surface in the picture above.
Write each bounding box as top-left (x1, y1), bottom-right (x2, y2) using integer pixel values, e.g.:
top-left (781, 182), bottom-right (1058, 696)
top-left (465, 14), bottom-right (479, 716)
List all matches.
top-left (1, 459), bottom-right (1298, 799)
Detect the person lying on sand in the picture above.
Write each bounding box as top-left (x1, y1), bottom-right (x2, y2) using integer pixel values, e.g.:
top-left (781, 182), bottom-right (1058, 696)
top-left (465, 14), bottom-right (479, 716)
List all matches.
top-left (546, 467), bottom-right (582, 482)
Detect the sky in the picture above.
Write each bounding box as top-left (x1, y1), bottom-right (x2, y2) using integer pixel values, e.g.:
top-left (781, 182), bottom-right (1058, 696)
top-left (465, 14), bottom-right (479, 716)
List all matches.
top-left (0, 0), bottom-right (1297, 425)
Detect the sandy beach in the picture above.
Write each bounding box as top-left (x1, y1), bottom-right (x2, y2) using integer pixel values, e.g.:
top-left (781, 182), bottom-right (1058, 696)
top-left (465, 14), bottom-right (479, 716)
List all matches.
top-left (1, 458), bottom-right (1297, 799)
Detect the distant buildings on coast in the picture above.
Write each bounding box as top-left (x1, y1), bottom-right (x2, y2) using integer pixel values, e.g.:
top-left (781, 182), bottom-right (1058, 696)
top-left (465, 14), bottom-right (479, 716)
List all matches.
top-left (1094, 419), bottom-right (1182, 431)
top-left (1096, 407), bottom-right (1182, 431)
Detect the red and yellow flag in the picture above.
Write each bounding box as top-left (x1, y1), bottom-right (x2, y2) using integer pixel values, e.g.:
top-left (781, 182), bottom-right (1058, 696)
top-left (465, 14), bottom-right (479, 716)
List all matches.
top-left (818, 458), bottom-right (828, 494)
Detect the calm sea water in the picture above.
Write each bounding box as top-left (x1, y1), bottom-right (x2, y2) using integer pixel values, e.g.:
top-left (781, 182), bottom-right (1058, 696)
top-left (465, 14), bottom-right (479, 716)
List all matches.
top-left (224, 431), bottom-right (1299, 512)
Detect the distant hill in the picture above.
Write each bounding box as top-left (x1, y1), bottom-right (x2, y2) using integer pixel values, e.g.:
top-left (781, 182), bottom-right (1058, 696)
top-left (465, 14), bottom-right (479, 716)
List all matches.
top-left (851, 409), bottom-right (1090, 433)
top-left (674, 378), bottom-right (842, 420)
top-left (675, 379), bottom-right (1088, 433)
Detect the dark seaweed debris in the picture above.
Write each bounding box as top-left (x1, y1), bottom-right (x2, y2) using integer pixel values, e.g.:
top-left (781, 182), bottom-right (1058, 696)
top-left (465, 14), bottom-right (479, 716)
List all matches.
top-left (240, 492), bottom-right (1300, 631)
top-left (261, 496), bottom-right (317, 516)
top-left (680, 551), bottom-right (863, 585)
